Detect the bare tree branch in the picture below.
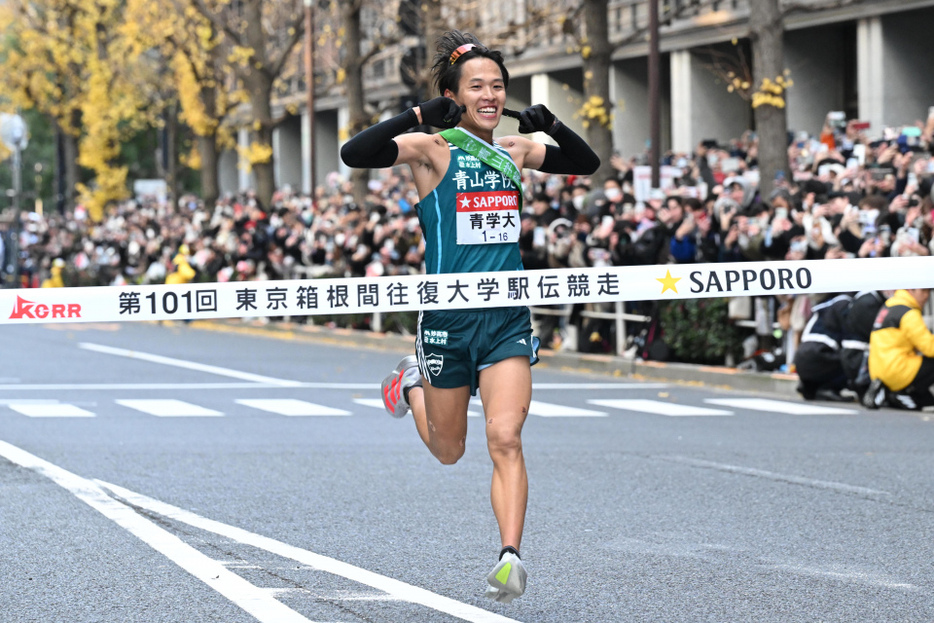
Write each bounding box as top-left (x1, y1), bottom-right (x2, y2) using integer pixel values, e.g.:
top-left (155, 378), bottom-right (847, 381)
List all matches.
top-left (269, 13), bottom-right (306, 78)
top-left (189, 0), bottom-right (244, 45)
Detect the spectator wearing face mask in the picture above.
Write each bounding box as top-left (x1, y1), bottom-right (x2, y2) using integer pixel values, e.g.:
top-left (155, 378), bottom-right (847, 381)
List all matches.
top-left (602, 179), bottom-right (625, 215)
top-left (565, 184), bottom-right (589, 222)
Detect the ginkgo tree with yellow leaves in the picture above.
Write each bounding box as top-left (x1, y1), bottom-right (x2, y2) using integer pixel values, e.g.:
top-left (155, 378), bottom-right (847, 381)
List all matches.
top-left (749, 0), bottom-right (791, 199)
top-left (0, 0), bottom-right (159, 219)
top-left (182, 0), bottom-right (306, 210)
top-left (0, 0), bottom-right (307, 217)
top-left (578, 0), bottom-right (613, 186)
top-left (331, 0), bottom-right (417, 206)
top-left (707, 1), bottom-right (794, 199)
top-left (126, 0), bottom-right (245, 210)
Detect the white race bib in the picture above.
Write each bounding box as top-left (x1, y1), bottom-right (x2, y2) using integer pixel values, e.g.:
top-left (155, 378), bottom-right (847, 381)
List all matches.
top-left (455, 190), bottom-right (520, 245)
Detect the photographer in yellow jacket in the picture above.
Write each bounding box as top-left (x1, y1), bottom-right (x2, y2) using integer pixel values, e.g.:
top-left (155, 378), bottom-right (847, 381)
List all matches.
top-left (864, 288), bottom-right (934, 410)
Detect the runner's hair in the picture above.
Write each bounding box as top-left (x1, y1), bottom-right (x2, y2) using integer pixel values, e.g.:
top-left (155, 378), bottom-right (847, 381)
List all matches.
top-left (431, 30), bottom-right (509, 96)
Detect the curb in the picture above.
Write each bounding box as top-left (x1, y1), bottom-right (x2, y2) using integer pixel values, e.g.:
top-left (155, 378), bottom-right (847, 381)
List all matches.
top-left (189, 318), bottom-right (799, 397)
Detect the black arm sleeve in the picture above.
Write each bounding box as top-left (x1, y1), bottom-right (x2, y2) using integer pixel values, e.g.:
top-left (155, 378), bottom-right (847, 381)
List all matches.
top-left (340, 109), bottom-right (419, 169)
top-left (538, 121), bottom-right (601, 175)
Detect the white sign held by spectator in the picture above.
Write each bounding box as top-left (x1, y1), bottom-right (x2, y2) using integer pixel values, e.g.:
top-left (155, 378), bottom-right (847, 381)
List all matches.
top-left (634, 166), bottom-right (683, 202)
top-left (134, 179), bottom-right (168, 203)
top-left (634, 166), bottom-right (652, 203)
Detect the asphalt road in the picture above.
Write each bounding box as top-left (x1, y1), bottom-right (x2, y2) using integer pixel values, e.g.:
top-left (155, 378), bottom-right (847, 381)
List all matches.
top-left (1, 322), bottom-right (933, 623)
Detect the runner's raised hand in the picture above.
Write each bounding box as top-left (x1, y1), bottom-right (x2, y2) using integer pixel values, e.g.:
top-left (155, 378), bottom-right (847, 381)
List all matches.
top-left (418, 97), bottom-right (466, 128)
top-left (502, 104), bottom-right (558, 135)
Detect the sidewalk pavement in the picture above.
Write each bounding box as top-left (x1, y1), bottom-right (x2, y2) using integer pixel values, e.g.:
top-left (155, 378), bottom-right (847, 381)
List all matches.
top-left (191, 318), bottom-right (800, 398)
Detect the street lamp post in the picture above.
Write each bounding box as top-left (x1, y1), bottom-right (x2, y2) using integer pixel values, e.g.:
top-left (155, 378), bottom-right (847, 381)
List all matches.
top-left (304, 0), bottom-right (316, 202)
top-left (648, 0), bottom-right (660, 189)
top-left (1, 113), bottom-right (27, 288)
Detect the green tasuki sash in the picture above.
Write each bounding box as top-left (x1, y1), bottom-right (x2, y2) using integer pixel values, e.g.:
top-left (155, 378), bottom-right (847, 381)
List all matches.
top-left (439, 128), bottom-right (524, 212)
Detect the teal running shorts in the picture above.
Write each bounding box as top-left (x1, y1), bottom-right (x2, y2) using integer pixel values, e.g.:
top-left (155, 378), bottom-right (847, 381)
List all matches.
top-left (416, 306), bottom-right (540, 395)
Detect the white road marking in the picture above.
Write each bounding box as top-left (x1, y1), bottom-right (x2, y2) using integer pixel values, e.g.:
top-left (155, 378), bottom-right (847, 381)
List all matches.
top-left (235, 399), bottom-right (351, 417)
top-left (528, 400), bottom-right (607, 417)
top-left (765, 561), bottom-right (918, 591)
top-left (79, 343), bottom-right (303, 387)
top-left (354, 398), bottom-right (483, 417)
top-left (0, 381), bottom-right (663, 392)
top-left (589, 399), bottom-right (733, 417)
top-left (0, 382), bottom-right (377, 391)
top-left (704, 398), bottom-right (856, 415)
top-left (533, 383), bottom-right (668, 390)
top-left (354, 398), bottom-right (388, 410)
top-left (659, 455), bottom-right (890, 496)
top-left (116, 399), bottom-right (223, 417)
top-left (0, 440), bottom-right (320, 623)
top-left (8, 403), bottom-right (96, 418)
top-left (321, 591), bottom-right (405, 601)
top-left (97, 481), bottom-right (522, 623)
top-left (467, 399), bottom-right (484, 418)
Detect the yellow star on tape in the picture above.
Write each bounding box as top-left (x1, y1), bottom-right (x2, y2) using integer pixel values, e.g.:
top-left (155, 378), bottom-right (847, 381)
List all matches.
top-left (657, 269), bottom-right (681, 294)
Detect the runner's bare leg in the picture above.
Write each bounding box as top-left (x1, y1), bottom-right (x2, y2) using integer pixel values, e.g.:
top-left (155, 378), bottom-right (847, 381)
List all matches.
top-left (408, 384), bottom-right (471, 465)
top-left (479, 357), bottom-right (532, 550)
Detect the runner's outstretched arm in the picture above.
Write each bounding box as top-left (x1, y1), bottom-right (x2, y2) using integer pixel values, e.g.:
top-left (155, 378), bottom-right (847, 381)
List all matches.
top-left (340, 97), bottom-right (466, 169)
top-left (503, 104), bottom-right (600, 175)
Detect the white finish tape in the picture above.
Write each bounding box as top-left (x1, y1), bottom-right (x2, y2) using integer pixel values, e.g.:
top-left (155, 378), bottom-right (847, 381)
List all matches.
top-left (0, 257), bottom-right (931, 325)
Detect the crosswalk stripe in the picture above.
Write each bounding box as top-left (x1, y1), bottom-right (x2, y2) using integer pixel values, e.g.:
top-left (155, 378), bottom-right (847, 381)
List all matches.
top-left (8, 403), bottom-right (96, 418)
top-left (356, 399), bottom-right (611, 419)
top-left (588, 399), bottom-right (732, 417)
top-left (355, 398), bottom-right (483, 417)
top-left (528, 400), bottom-right (606, 418)
top-left (1, 396), bottom-right (857, 420)
top-left (354, 398), bottom-right (388, 410)
top-left (533, 383), bottom-right (668, 390)
top-left (116, 399), bottom-right (223, 417)
top-left (704, 398), bottom-right (856, 415)
top-left (0, 399), bottom-right (60, 405)
top-left (235, 399), bottom-right (351, 416)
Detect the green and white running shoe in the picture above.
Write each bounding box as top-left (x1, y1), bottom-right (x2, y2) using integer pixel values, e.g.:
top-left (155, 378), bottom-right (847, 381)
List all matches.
top-left (484, 551), bottom-right (526, 604)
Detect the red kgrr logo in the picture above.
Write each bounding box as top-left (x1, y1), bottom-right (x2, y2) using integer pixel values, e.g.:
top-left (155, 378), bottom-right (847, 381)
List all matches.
top-left (9, 296), bottom-right (81, 320)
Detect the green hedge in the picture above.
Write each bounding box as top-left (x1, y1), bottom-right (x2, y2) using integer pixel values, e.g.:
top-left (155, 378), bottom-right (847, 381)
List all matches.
top-left (658, 298), bottom-right (746, 365)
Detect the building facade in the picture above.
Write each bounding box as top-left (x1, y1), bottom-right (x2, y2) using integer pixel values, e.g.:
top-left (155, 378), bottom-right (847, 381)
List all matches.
top-left (220, 0), bottom-right (934, 195)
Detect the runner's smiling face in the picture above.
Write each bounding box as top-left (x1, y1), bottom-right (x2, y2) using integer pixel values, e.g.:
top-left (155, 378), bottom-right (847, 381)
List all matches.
top-left (444, 57), bottom-right (505, 140)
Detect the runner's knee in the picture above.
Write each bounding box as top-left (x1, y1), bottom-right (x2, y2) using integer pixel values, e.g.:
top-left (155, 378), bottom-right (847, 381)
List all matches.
top-left (430, 438), bottom-right (466, 465)
top-left (486, 423), bottom-right (523, 458)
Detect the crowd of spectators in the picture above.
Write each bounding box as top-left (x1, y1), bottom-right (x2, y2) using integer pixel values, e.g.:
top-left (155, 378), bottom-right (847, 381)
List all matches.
top-left (1, 173), bottom-right (427, 290)
top-left (3, 111), bottom-right (934, 367)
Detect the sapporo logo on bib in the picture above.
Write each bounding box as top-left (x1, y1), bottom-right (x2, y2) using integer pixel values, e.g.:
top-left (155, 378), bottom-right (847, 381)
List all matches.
top-left (455, 190), bottom-right (520, 245)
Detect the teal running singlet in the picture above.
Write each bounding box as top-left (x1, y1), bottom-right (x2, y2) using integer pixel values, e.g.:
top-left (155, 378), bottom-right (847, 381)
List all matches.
top-left (416, 129), bottom-right (523, 275)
